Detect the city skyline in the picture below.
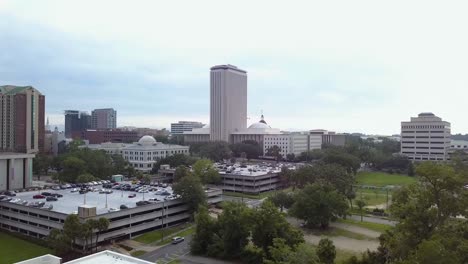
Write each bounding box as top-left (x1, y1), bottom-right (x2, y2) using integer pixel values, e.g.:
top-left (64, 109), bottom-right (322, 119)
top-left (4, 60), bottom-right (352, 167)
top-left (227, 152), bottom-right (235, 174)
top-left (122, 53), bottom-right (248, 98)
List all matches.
top-left (2, 1), bottom-right (468, 135)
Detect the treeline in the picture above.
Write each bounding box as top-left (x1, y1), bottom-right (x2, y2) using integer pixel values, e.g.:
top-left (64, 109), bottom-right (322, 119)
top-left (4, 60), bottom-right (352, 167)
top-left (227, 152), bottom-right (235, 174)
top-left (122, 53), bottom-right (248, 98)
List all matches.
top-left (342, 161), bottom-right (468, 264)
top-left (192, 201), bottom-right (337, 264)
top-left (34, 140), bottom-right (137, 183)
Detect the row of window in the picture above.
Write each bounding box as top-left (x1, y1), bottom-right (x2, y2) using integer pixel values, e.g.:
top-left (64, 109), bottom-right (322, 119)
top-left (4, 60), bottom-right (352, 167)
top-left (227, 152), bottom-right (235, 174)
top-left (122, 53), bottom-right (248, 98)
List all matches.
top-left (402, 125), bottom-right (446, 129)
top-left (401, 130), bottom-right (446, 133)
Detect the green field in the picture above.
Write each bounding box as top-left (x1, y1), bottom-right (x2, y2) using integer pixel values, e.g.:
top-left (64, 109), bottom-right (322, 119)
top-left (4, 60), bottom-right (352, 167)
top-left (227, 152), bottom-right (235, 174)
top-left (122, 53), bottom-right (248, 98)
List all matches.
top-left (133, 223), bottom-right (192, 244)
top-left (356, 172), bottom-right (417, 187)
top-left (0, 232), bottom-right (53, 264)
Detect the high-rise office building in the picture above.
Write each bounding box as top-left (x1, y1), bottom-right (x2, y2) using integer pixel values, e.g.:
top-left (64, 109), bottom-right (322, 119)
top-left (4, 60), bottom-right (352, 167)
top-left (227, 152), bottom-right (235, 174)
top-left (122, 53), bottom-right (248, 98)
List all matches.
top-left (64, 110), bottom-right (80, 138)
top-left (0, 85), bottom-right (44, 190)
top-left (210, 65), bottom-right (247, 142)
top-left (65, 111), bottom-right (92, 138)
top-left (171, 121), bottom-right (205, 135)
top-left (92, 108), bottom-right (117, 129)
top-left (400, 113), bottom-right (451, 161)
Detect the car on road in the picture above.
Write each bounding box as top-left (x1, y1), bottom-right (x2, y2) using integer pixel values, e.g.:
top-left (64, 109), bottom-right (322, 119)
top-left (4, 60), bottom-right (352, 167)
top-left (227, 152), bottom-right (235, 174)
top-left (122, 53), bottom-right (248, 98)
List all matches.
top-left (171, 236), bottom-right (184, 244)
top-left (128, 193), bottom-right (136, 198)
top-left (33, 194), bottom-right (46, 199)
top-left (46, 196), bottom-right (58, 202)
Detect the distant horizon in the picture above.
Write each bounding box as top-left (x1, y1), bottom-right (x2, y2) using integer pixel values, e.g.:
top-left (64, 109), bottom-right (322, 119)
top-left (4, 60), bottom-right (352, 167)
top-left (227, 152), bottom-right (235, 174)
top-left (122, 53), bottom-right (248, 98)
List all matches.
top-left (2, 1), bottom-right (468, 135)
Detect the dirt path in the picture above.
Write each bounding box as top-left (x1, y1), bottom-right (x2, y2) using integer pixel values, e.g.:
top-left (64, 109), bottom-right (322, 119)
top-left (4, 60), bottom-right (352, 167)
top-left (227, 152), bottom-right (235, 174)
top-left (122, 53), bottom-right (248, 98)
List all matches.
top-left (329, 222), bottom-right (381, 238)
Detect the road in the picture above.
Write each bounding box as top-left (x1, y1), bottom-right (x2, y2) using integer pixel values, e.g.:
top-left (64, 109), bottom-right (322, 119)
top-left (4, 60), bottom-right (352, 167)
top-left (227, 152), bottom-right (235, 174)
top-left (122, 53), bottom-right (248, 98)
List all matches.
top-left (140, 235), bottom-right (192, 263)
top-left (349, 215), bottom-right (397, 226)
top-left (222, 194), bottom-right (264, 208)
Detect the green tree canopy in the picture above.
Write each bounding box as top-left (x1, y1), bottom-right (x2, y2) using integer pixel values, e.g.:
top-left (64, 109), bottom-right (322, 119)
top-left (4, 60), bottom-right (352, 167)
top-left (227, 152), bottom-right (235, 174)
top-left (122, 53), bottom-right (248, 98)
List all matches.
top-left (192, 159), bottom-right (221, 184)
top-left (289, 183), bottom-right (348, 228)
top-left (173, 175), bottom-right (206, 216)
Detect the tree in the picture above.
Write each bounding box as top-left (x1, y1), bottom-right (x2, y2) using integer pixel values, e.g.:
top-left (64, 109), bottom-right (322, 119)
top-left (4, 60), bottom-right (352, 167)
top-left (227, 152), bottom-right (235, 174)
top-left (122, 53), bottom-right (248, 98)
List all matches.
top-left (230, 140), bottom-right (263, 160)
top-left (317, 238), bottom-right (336, 264)
top-left (289, 183), bottom-right (348, 228)
top-left (152, 154), bottom-right (198, 173)
top-left (198, 141), bottom-right (232, 161)
top-left (217, 202), bottom-right (253, 258)
top-left (286, 153), bottom-right (295, 162)
top-left (268, 191), bottom-right (294, 212)
top-left (60, 157), bottom-right (86, 182)
top-left (192, 159), bottom-right (221, 184)
top-left (278, 167), bottom-right (294, 188)
top-left (174, 165), bottom-right (192, 182)
top-left (266, 146), bottom-right (282, 161)
top-left (33, 154), bottom-right (51, 179)
top-left (111, 154), bottom-right (129, 175)
top-left (95, 218), bottom-right (109, 252)
top-left (252, 201), bottom-right (304, 255)
top-left (47, 228), bottom-right (71, 255)
top-left (191, 205), bottom-right (216, 255)
top-left (264, 239), bottom-right (319, 264)
top-left (76, 173), bottom-right (96, 183)
top-left (63, 214), bottom-right (82, 250)
top-left (173, 175), bottom-right (206, 216)
top-left (356, 200), bottom-right (366, 222)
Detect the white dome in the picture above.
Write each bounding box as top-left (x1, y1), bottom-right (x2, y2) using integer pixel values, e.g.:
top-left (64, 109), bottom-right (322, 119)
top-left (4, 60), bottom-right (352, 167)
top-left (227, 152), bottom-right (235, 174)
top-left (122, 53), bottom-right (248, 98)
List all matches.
top-left (138, 135), bottom-right (157, 145)
top-left (248, 122), bottom-right (271, 129)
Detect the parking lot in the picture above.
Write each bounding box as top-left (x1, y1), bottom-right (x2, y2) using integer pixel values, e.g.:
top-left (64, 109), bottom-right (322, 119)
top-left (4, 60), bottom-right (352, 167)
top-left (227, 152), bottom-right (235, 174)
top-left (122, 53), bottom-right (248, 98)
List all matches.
top-left (7, 182), bottom-right (175, 215)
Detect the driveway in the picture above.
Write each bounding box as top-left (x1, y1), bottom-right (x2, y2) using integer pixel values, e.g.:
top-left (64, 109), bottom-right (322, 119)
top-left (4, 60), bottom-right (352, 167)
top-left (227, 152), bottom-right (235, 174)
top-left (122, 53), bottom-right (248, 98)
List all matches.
top-left (139, 235), bottom-right (192, 263)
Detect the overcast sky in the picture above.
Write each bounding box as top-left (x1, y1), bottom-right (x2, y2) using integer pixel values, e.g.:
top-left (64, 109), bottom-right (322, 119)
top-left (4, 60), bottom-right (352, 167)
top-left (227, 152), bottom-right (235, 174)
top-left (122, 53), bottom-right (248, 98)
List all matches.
top-left (1, 0), bottom-right (467, 135)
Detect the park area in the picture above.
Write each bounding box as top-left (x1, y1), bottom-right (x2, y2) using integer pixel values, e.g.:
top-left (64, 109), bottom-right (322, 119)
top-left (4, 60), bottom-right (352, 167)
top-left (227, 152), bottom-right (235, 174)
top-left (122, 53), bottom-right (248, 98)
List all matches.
top-left (353, 171), bottom-right (417, 208)
top-left (0, 232), bottom-right (53, 264)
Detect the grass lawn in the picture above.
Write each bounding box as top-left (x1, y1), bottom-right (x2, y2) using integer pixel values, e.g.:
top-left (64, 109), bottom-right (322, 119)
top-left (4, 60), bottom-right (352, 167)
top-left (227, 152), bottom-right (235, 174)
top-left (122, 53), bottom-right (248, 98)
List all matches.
top-left (0, 232), bottom-right (53, 264)
top-left (133, 223), bottom-right (192, 244)
top-left (338, 218), bottom-right (393, 233)
top-left (304, 226), bottom-right (374, 241)
top-left (130, 250), bottom-right (147, 257)
top-left (354, 188), bottom-right (390, 206)
top-left (356, 172), bottom-right (417, 187)
top-left (223, 187), bottom-right (294, 199)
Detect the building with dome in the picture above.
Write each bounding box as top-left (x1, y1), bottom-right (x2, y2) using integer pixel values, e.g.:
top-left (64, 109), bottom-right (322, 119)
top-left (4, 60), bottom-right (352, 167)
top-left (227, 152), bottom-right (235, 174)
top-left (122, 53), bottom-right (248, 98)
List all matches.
top-left (182, 65), bottom-right (323, 158)
top-left (82, 135), bottom-right (189, 172)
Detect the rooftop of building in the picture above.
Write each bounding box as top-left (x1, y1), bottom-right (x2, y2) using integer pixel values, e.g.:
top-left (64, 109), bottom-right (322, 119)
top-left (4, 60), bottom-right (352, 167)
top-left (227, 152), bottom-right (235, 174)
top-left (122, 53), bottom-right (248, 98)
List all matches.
top-left (6, 182), bottom-right (175, 215)
top-left (210, 64), bottom-right (247, 73)
top-left (215, 162), bottom-right (295, 176)
top-left (0, 85), bottom-right (41, 95)
top-left (16, 250), bottom-right (153, 264)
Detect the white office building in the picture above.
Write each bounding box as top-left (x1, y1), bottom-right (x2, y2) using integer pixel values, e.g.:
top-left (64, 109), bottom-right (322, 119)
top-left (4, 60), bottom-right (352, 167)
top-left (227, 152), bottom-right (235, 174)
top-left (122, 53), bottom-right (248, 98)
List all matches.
top-left (83, 135), bottom-right (189, 172)
top-left (170, 121), bottom-right (204, 135)
top-left (263, 133), bottom-right (322, 158)
top-left (400, 113), bottom-right (451, 161)
top-left (210, 65), bottom-right (248, 142)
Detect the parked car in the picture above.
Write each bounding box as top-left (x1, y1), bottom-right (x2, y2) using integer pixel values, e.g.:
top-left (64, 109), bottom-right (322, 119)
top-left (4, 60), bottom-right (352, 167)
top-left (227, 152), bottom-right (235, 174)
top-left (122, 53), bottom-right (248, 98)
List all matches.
top-left (70, 188), bottom-right (79, 193)
top-left (79, 189), bottom-right (88, 194)
top-left (9, 198), bottom-right (21, 203)
top-left (51, 186), bottom-right (60, 190)
top-left (108, 208), bottom-right (120, 212)
top-left (120, 204), bottom-right (128, 210)
top-left (128, 193), bottom-right (136, 198)
top-left (33, 194), bottom-right (46, 199)
top-left (51, 193), bottom-right (63, 198)
top-left (136, 200), bottom-right (150, 206)
top-left (46, 196), bottom-right (58, 202)
top-left (171, 236), bottom-right (184, 244)
top-left (148, 198), bottom-right (160, 203)
top-left (41, 192), bottom-right (52, 196)
top-left (4, 191), bottom-right (16, 197)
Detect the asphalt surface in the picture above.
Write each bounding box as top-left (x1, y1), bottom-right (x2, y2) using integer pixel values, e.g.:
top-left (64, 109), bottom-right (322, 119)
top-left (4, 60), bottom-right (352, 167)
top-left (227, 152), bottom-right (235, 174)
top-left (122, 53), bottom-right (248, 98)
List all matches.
top-left (140, 235), bottom-right (192, 263)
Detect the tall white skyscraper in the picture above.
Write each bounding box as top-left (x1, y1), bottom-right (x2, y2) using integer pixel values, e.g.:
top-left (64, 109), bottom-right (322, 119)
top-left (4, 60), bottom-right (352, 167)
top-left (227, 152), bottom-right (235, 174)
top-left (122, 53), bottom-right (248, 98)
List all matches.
top-left (210, 65), bottom-right (248, 142)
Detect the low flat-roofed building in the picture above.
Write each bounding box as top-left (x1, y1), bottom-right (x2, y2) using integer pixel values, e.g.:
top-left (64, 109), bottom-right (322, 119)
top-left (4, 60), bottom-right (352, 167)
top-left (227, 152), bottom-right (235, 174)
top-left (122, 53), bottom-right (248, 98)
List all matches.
top-left (217, 163), bottom-right (296, 194)
top-left (0, 186), bottom-right (222, 249)
top-left (16, 250), bottom-right (153, 264)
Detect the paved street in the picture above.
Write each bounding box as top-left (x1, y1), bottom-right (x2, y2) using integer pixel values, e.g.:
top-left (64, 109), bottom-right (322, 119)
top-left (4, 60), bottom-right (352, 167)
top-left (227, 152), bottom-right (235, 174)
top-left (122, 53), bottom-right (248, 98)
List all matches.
top-left (140, 235), bottom-right (192, 263)
top-left (349, 215), bottom-right (397, 226)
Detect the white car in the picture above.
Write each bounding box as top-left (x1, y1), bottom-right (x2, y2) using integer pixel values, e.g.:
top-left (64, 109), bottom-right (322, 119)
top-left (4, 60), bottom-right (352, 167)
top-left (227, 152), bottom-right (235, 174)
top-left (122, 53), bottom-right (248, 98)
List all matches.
top-left (108, 208), bottom-right (120, 212)
top-left (9, 198), bottom-right (21, 203)
top-left (70, 188), bottom-right (78, 192)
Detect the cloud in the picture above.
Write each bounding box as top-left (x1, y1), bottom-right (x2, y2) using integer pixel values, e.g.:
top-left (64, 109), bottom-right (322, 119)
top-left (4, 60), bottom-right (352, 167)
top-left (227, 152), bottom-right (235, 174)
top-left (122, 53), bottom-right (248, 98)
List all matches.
top-left (1, 0), bottom-right (468, 134)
